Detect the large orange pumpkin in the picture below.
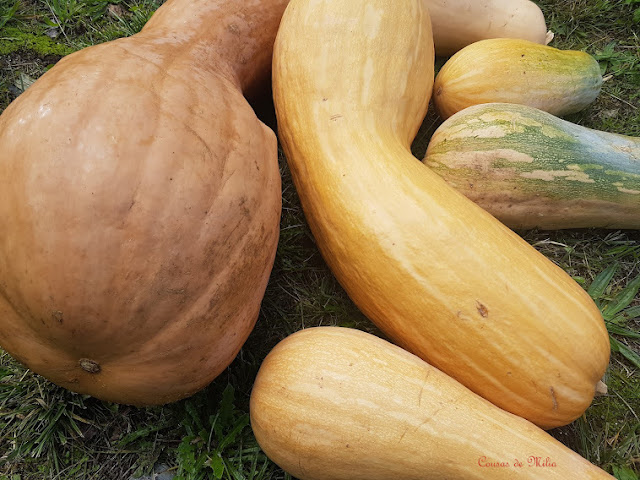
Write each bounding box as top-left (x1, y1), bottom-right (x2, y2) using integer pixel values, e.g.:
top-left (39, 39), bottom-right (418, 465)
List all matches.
top-left (0, 0), bottom-right (286, 405)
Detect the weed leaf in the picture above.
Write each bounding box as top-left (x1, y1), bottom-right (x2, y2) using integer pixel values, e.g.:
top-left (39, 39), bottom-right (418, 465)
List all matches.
top-left (607, 323), bottom-right (640, 339)
top-left (603, 275), bottom-right (640, 321)
top-left (209, 453), bottom-right (225, 478)
top-left (610, 337), bottom-right (640, 370)
top-left (185, 399), bottom-right (205, 432)
top-left (118, 421), bottom-right (172, 447)
top-left (588, 263), bottom-right (619, 302)
top-left (624, 305), bottom-right (640, 319)
top-left (218, 414), bottom-right (250, 451)
top-left (613, 464), bottom-right (639, 480)
top-left (0, 0), bottom-right (19, 29)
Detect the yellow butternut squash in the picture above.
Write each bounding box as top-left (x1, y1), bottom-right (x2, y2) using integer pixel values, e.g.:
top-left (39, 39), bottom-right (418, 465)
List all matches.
top-left (433, 39), bottom-right (603, 119)
top-left (250, 327), bottom-right (615, 480)
top-left (273, 0), bottom-right (610, 428)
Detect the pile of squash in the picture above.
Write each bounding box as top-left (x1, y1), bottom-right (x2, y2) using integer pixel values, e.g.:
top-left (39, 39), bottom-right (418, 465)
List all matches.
top-left (0, 0), bottom-right (637, 477)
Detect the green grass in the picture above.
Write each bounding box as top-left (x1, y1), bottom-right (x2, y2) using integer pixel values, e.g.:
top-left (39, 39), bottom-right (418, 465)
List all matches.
top-left (0, 0), bottom-right (639, 479)
top-left (0, 0), bottom-right (20, 29)
top-left (536, 0), bottom-right (640, 136)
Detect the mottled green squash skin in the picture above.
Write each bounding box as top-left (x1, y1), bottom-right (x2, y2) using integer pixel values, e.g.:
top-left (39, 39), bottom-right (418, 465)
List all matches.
top-left (425, 103), bottom-right (640, 230)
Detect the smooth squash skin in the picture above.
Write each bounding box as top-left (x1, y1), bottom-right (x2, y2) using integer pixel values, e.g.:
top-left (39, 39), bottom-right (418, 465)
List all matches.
top-left (426, 0), bottom-right (548, 56)
top-left (433, 39), bottom-right (603, 119)
top-left (273, 0), bottom-right (609, 429)
top-left (0, 0), bottom-right (287, 405)
top-left (425, 103), bottom-right (640, 230)
top-left (250, 327), bottom-right (615, 480)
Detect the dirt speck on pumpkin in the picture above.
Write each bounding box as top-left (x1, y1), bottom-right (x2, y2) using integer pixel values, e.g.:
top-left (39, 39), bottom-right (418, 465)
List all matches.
top-left (79, 358), bottom-right (101, 374)
top-left (550, 386), bottom-right (558, 411)
top-left (476, 301), bottom-right (489, 318)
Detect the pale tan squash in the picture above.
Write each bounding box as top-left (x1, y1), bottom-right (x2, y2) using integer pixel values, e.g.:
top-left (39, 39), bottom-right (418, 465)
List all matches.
top-left (251, 327), bottom-right (615, 480)
top-left (426, 0), bottom-right (548, 56)
top-left (0, 0), bottom-right (286, 405)
top-left (433, 39), bottom-right (603, 119)
top-left (273, 0), bottom-right (609, 429)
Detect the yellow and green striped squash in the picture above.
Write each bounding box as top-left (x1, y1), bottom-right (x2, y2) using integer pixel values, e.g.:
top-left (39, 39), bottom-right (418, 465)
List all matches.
top-left (433, 38), bottom-right (603, 119)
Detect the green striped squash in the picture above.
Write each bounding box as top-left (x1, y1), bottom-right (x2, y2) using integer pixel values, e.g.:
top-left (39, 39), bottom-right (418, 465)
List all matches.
top-left (424, 103), bottom-right (640, 230)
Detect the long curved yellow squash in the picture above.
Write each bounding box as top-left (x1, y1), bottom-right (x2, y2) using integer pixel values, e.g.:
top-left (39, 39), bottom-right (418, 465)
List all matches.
top-left (273, 0), bottom-right (609, 429)
top-left (251, 327), bottom-right (615, 480)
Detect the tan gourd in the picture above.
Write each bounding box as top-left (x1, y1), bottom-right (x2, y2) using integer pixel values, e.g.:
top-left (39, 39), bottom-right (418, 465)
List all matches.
top-left (425, 0), bottom-right (548, 56)
top-left (0, 0), bottom-right (287, 405)
top-left (250, 327), bottom-right (615, 480)
top-left (273, 0), bottom-right (610, 429)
